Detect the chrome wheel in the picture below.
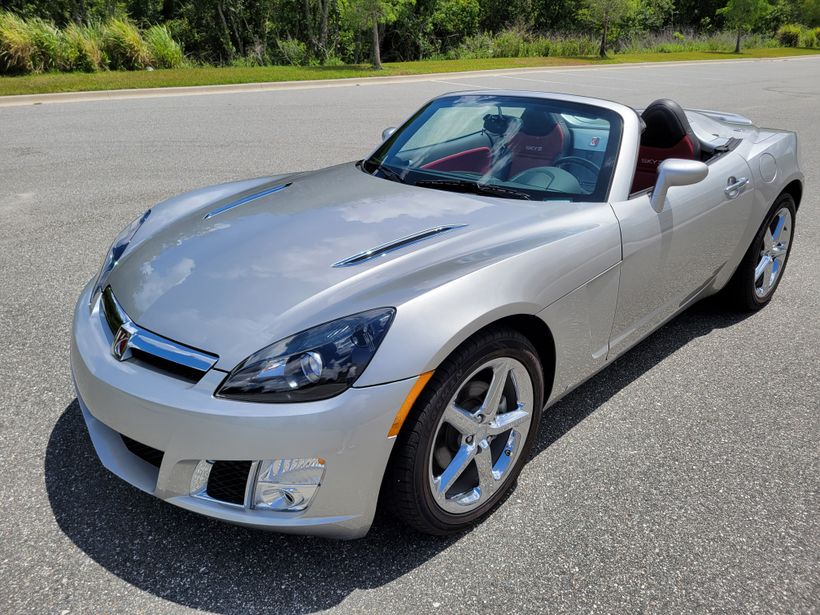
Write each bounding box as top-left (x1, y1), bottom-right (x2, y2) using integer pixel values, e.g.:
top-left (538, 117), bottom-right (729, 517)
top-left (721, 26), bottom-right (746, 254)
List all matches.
top-left (755, 207), bottom-right (792, 299)
top-left (428, 357), bottom-right (534, 514)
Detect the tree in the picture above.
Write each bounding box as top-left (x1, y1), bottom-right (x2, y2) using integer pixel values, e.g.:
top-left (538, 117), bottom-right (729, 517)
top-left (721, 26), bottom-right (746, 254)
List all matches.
top-left (577, 0), bottom-right (632, 57)
top-left (799, 0), bottom-right (820, 25)
top-left (717, 0), bottom-right (771, 52)
top-left (303, 0), bottom-right (338, 60)
top-left (346, 0), bottom-right (413, 68)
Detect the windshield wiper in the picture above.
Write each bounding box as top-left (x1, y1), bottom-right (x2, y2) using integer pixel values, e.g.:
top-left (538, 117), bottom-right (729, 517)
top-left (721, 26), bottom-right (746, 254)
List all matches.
top-left (369, 162), bottom-right (406, 184)
top-left (415, 179), bottom-right (531, 200)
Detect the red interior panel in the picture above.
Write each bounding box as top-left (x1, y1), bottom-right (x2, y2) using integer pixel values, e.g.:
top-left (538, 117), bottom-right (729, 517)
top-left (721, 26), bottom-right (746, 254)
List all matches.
top-left (421, 147), bottom-right (491, 174)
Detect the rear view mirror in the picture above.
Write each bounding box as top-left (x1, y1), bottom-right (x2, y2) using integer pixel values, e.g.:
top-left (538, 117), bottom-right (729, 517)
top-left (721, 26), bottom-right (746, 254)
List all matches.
top-left (650, 159), bottom-right (709, 212)
top-left (381, 127), bottom-right (396, 141)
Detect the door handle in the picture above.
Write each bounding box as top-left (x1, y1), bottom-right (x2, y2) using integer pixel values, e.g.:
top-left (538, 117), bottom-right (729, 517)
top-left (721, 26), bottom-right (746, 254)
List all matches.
top-left (725, 176), bottom-right (749, 199)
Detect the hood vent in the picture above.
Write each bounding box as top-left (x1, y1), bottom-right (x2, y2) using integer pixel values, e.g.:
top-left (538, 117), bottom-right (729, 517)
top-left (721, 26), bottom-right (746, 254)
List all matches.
top-left (204, 183), bottom-right (291, 220)
top-left (332, 224), bottom-right (467, 268)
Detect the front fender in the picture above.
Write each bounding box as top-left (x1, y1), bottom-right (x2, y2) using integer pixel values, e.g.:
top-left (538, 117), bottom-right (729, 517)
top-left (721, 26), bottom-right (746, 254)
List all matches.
top-left (356, 202), bottom-right (621, 387)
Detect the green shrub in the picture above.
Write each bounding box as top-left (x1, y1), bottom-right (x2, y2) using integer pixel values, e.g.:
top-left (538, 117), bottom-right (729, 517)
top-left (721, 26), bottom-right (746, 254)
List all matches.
top-left (431, 0), bottom-right (481, 41)
top-left (322, 54), bottom-right (346, 66)
top-left (492, 29), bottom-right (525, 58)
top-left (229, 54), bottom-right (263, 67)
top-left (0, 11), bottom-right (35, 74)
top-left (743, 33), bottom-right (778, 49)
top-left (523, 37), bottom-right (552, 57)
top-left (800, 27), bottom-right (817, 48)
top-left (778, 24), bottom-right (802, 47)
top-left (448, 32), bottom-right (493, 59)
top-left (145, 24), bottom-right (183, 68)
top-left (276, 38), bottom-right (309, 66)
top-left (552, 36), bottom-right (598, 56)
top-left (449, 31), bottom-right (599, 60)
top-left (103, 18), bottom-right (150, 70)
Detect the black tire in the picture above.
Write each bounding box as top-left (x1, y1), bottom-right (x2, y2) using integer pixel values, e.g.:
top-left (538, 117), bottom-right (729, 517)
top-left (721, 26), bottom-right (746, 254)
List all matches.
top-left (385, 327), bottom-right (545, 535)
top-left (720, 192), bottom-right (796, 311)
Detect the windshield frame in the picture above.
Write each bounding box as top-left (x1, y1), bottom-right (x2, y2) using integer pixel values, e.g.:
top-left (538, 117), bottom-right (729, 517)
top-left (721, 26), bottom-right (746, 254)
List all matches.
top-left (362, 94), bottom-right (624, 203)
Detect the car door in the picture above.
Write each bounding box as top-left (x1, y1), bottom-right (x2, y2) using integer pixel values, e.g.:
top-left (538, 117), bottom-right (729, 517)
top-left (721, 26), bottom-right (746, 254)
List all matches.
top-left (607, 151), bottom-right (755, 358)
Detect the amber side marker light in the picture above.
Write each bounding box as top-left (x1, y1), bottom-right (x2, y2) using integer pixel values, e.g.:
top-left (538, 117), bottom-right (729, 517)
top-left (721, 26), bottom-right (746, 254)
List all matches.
top-left (387, 371), bottom-right (435, 438)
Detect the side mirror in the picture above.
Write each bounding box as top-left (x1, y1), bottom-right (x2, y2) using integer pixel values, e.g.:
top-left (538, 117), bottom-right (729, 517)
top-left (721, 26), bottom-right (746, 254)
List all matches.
top-left (381, 127), bottom-right (397, 141)
top-left (650, 159), bottom-right (708, 212)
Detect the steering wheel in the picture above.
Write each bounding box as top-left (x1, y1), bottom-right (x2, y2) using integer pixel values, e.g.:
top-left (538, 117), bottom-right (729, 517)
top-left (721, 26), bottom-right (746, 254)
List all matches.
top-left (554, 156), bottom-right (600, 193)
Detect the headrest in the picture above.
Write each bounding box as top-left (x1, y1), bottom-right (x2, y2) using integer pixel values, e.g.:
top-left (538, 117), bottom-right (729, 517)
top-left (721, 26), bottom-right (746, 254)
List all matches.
top-left (641, 99), bottom-right (697, 149)
top-left (519, 108), bottom-right (558, 136)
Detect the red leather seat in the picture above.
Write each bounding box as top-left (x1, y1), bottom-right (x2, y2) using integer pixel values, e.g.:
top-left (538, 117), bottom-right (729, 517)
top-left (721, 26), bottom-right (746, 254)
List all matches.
top-left (632, 99), bottom-right (701, 193)
top-left (506, 108), bottom-right (564, 178)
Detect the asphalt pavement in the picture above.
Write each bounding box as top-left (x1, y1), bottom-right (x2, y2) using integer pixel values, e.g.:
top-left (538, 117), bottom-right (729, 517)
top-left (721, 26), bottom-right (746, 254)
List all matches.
top-left (1, 56), bottom-right (818, 614)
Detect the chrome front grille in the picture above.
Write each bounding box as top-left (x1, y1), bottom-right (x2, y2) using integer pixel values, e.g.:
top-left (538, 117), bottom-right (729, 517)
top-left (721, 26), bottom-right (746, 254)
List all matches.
top-left (100, 286), bottom-right (218, 381)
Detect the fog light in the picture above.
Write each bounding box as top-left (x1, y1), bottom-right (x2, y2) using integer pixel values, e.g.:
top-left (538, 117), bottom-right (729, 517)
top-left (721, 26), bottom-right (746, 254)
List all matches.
top-left (252, 458), bottom-right (325, 512)
top-left (190, 459), bottom-right (214, 496)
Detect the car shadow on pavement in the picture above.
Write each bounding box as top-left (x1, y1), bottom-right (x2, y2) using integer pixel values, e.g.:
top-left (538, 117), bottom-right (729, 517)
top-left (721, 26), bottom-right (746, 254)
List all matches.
top-left (45, 298), bottom-right (751, 614)
top-left (529, 298), bottom-right (753, 456)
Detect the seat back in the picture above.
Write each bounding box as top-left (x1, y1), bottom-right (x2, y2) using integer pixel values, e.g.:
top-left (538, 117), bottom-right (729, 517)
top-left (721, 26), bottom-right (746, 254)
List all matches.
top-left (632, 99), bottom-right (701, 193)
top-left (506, 108), bottom-right (564, 178)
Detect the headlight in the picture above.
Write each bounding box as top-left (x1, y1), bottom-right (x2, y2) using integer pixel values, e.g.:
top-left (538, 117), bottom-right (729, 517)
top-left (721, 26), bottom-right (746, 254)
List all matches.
top-left (94, 209), bottom-right (151, 295)
top-left (216, 308), bottom-right (395, 403)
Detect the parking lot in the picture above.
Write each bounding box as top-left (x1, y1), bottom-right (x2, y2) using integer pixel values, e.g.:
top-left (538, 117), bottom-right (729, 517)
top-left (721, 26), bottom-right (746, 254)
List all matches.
top-left (1, 56), bottom-right (818, 613)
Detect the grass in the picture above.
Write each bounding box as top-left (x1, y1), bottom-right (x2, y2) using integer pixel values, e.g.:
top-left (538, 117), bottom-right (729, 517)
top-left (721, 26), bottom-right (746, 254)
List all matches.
top-left (1, 47), bottom-right (818, 97)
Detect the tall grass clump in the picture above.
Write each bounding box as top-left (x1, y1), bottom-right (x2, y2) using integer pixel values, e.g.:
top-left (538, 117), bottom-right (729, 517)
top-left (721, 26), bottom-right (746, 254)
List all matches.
top-left (492, 29), bottom-right (525, 58)
top-left (63, 23), bottom-right (105, 71)
top-left (0, 11), bottom-right (35, 73)
top-left (448, 32), bottom-right (494, 59)
top-left (144, 24), bottom-right (183, 68)
top-left (778, 24), bottom-right (802, 47)
top-left (800, 27), bottom-right (818, 48)
top-left (103, 18), bottom-right (150, 70)
top-left (25, 17), bottom-right (64, 72)
top-left (619, 30), bottom-right (777, 54)
top-left (449, 30), bottom-right (599, 59)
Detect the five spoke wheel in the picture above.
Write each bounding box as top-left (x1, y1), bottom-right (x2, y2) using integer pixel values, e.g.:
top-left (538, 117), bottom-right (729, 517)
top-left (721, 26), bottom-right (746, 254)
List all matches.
top-left (429, 357), bottom-right (534, 514)
top-left (754, 207), bottom-right (792, 299)
top-left (386, 327), bottom-right (544, 535)
top-left (721, 192), bottom-right (796, 312)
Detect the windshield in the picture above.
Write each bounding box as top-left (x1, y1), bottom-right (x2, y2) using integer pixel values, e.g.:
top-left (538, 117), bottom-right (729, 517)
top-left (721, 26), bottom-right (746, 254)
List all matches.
top-left (362, 94), bottom-right (623, 202)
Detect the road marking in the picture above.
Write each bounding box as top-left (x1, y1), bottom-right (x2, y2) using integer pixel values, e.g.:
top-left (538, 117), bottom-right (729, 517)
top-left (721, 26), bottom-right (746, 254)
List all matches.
top-left (430, 78), bottom-right (503, 88)
top-left (493, 74), bottom-right (635, 91)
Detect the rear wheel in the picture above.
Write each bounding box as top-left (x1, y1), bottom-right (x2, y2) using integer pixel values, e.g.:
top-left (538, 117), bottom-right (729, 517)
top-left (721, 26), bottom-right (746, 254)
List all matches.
top-left (721, 193), bottom-right (796, 311)
top-left (386, 328), bottom-right (544, 535)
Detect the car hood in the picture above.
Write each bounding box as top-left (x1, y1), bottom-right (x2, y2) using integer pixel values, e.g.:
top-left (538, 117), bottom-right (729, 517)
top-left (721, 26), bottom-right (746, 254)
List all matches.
top-left (109, 163), bottom-right (585, 369)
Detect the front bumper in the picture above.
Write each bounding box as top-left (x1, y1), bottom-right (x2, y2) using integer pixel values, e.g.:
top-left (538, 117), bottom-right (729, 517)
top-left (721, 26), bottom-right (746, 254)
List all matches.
top-left (70, 282), bottom-right (414, 539)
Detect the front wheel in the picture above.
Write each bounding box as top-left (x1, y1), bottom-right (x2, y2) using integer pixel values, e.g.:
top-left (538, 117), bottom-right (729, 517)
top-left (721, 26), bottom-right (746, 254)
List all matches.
top-left (385, 328), bottom-right (544, 535)
top-left (721, 193), bottom-right (796, 311)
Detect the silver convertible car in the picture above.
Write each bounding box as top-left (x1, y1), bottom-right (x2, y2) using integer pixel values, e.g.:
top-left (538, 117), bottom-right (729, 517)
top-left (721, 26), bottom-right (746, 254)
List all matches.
top-left (71, 91), bottom-right (803, 538)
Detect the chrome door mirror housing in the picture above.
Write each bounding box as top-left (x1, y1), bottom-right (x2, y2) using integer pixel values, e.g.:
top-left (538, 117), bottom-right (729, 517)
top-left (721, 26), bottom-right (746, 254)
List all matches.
top-left (381, 126), bottom-right (397, 141)
top-left (650, 159), bottom-right (709, 212)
